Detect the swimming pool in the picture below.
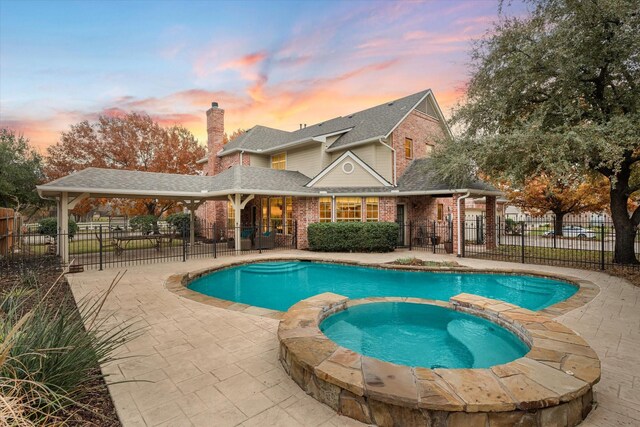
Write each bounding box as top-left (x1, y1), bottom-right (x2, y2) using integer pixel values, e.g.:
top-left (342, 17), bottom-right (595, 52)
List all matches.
top-left (320, 302), bottom-right (529, 368)
top-left (187, 261), bottom-right (577, 311)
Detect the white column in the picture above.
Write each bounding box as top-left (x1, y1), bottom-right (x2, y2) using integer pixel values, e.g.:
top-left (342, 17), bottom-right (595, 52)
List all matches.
top-left (60, 192), bottom-right (69, 265)
top-left (56, 197), bottom-right (62, 256)
top-left (234, 194), bottom-right (241, 250)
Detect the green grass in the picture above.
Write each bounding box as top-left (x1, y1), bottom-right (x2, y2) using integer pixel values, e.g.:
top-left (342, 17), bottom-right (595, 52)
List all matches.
top-left (471, 244), bottom-right (613, 266)
top-left (23, 238), bottom-right (184, 255)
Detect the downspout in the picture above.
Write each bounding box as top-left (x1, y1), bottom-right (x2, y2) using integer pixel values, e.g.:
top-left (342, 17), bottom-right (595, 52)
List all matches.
top-left (378, 137), bottom-right (397, 186)
top-left (456, 191), bottom-right (471, 257)
top-left (239, 150), bottom-right (244, 165)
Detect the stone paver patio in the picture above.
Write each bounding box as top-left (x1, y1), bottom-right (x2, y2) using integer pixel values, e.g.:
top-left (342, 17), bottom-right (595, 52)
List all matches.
top-left (66, 250), bottom-right (640, 426)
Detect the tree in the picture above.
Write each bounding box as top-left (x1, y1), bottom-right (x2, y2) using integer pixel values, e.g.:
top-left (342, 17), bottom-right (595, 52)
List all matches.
top-left (0, 129), bottom-right (47, 217)
top-left (507, 174), bottom-right (609, 235)
top-left (46, 113), bottom-right (206, 222)
top-left (223, 128), bottom-right (246, 144)
top-left (432, 0), bottom-right (640, 263)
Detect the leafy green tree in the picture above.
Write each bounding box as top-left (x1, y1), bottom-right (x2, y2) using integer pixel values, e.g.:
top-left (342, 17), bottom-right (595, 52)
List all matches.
top-left (0, 129), bottom-right (46, 216)
top-left (432, 0), bottom-right (640, 264)
top-left (37, 217), bottom-right (79, 239)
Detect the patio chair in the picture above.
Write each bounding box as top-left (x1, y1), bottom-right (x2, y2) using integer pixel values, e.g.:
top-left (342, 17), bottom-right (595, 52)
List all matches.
top-left (255, 230), bottom-right (276, 249)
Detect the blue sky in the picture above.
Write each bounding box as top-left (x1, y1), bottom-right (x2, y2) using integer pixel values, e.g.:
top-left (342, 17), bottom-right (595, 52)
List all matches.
top-left (0, 0), bottom-right (527, 150)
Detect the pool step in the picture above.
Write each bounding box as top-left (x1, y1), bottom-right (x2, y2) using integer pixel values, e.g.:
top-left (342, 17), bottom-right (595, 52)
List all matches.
top-left (242, 262), bottom-right (307, 274)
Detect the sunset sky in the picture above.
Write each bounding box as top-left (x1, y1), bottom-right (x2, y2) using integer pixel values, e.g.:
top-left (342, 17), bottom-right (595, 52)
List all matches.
top-left (0, 0), bottom-right (527, 152)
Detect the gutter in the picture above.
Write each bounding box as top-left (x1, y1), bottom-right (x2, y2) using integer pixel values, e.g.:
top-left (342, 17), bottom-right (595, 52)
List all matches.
top-left (325, 135), bottom-right (386, 153)
top-left (220, 136), bottom-right (324, 156)
top-left (456, 191), bottom-right (471, 257)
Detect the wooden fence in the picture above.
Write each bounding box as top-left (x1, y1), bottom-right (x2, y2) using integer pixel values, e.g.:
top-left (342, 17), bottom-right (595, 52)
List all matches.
top-left (0, 207), bottom-right (16, 256)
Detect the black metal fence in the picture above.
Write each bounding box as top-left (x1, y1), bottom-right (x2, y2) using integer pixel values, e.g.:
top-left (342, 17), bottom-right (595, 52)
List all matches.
top-left (0, 219), bottom-right (297, 271)
top-left (463, 214), bottom-right (639, 271)
top-left (398, 220), bottom-right (454, 254)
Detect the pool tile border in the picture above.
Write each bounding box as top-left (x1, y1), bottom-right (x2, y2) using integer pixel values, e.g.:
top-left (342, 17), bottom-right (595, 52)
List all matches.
top-left (278, 293), bottom-right (600, 426)
top-left (164, 256), bottom-right (600, 320)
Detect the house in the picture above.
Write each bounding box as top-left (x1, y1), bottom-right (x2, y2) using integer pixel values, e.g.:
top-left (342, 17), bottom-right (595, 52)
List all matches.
top-left (196, 89), bottom-right (500, 253)
top-left (36, 89), bottom-right (500, 263)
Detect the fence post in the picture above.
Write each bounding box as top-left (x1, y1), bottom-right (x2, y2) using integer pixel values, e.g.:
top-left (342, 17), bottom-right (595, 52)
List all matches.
top-left (213, 224), bottom-right (217, 259)
top-left (409, 221), bottom-right (413, 251)
top-left (600, 223), bottom-right (605, 270)
top-left (432, 220), bottom-right (436, 254)
top-left (182, 231), bottom-right (187, 262)
top-left (520, 222), bottom-right (526, 264)
top-left (99, 225), bottom-right (103, 271)
top-left (497, 216), bottom-right (501, 246)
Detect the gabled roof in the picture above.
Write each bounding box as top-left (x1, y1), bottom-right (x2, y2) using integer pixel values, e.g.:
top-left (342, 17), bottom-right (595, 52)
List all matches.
top-left (217, 89), bottom-right (444, 156)
top-left (306, 151), bottom-right (392, 187)
top-left (398, 158), bottom-right (499, 193)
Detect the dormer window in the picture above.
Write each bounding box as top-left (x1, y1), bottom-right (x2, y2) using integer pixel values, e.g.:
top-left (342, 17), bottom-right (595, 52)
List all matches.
top-left (404, 138), bottom-right (413, 159)
top-left (271, 152), bottom-right (286, 170)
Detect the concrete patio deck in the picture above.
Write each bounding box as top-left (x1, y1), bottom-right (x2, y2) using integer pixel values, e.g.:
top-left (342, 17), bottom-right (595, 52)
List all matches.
top-left (66, 250), bottom-right (640, 427)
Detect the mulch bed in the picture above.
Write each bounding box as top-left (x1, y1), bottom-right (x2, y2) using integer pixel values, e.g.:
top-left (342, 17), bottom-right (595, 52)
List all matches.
top-left (0, 256), bottom-right (121, 426)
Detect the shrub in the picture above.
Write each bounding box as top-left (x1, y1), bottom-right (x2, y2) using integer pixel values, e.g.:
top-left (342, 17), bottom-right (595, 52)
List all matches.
top-left (166, 212), bottom-right (191, 236)
top-left (37, 217), bottom-right (78, 239)
top-left (0, 271), bottom-right (138, 423)
top-left (129, 215), bottom-right (156, 235)
top-left (308, 222), bottom-right (399, 252)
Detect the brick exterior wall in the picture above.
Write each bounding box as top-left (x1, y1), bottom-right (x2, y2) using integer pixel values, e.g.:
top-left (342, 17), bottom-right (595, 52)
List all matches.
top-left (294, 197), bottom-right (319, 249)
top-left (391, 110), bottom-right (444, 181)
top-left (378, 197), bottom-right (396, 222)
top-left (485, 195), bottom-right (496, 249)
top-left (452, 194), bottom-right (466, 256)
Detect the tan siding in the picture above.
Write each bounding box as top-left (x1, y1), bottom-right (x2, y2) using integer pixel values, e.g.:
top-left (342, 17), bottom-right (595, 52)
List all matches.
top-left (328, 142), bottom-right (392, 182)
top-left (286, 145), bottom-right (323, 176)
top-left (313, 157), bottom-right (383, 187)
top-left (250, 154), bottom-right (270, 168)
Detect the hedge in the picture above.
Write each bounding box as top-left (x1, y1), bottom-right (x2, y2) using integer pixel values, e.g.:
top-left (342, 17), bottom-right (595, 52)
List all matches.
top-left (308, 222), bottom-right (399, 252)
top-left (38, 217), bottom-right (79, 239)
top-left (129, 215), bottom-right (156, 235)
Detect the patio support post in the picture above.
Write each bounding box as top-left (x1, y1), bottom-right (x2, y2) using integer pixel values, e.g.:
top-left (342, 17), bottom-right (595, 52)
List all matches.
top-left (227, 194), bottom-right (255, 251)
top-left (182, 200), bottom-right (203, 250)
top-left (56, 197), bottom-right (62, 256)
top-left (60, 192), bottom-right (69, 265)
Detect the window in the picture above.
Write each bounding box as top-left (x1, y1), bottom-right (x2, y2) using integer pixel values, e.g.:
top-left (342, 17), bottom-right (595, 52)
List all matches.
top-left (404, 138), bottom-right (413, 159)
top-left (270, 197), bottom-right (283, 233)
top-left (336, 197), bottom-right (362, 222)
top-left (271, 152), bottom-right (286, 170)
top-left (261, 196), bottom-right (293, 234)
top-left (285, 197), bottom-right (293, 235)
top-left (366, 197), bottom-right (379, 222)
top-left (437, 203), bottom-right (444, 221)
top-left (261, 198), bottom-right (268, 232)
top-left (319, 197), bottom-right (332, 222)
top-left (227, 201), bottom-right (235, 229)
top-left (426, 144), bottom-right (434, 156)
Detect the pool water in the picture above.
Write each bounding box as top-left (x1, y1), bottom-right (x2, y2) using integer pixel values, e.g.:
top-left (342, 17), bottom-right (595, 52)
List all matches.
top-left (188, 261), bottom-right (577, 311)
top-left (320, 302), bottom-right (529, 368)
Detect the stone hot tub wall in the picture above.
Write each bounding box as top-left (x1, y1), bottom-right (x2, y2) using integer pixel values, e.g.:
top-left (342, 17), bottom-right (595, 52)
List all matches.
top-left (278, 293), bottom-right (600, 427)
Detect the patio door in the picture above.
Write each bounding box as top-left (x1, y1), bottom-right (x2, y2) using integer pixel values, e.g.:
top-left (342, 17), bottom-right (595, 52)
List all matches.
top-left (396, 204), bottom-right (406, 246)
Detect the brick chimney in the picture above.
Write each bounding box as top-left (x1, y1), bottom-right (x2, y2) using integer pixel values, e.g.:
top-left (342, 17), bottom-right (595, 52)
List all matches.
top-left (206, 102), bottom-right (224, 175)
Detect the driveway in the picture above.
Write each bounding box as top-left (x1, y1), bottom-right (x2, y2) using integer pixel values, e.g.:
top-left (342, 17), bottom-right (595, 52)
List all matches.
top-left (66, 250), bottom-right (640, 426)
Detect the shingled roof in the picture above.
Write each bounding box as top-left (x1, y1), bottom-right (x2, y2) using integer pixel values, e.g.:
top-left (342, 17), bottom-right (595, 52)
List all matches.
top-left (218, 89), bottom-right (435, 155)
top-left (398, 158), bottom-right (499, 193)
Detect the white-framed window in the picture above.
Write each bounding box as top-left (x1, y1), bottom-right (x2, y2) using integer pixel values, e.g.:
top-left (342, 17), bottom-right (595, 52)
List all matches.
top-left (336, 197), bottom-right (362, 222)
top-left (261, 196), bottom-right (293, 234)
top-left (404, 137), bottom-right (413, 159)
top-left (319, 197), bottom-right (332, 222)
top-left (366, 197), bottom-right (379, 222)
top-left (271, 152), bottom-right (286, 170)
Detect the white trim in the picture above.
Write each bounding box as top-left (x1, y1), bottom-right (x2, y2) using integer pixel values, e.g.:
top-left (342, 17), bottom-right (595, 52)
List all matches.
top-left (324, 135), bottom-right (385, 153)
top-left (270, 152), bottom-right (287, 170)
top-left (306, 151), bottom-right (392, 187)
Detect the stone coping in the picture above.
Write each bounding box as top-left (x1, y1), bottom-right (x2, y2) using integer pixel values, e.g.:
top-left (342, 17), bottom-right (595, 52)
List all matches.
top-left (278, 292), bottom-right (601, 426)
top-left (165, 256), bottom-right (599, 319)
